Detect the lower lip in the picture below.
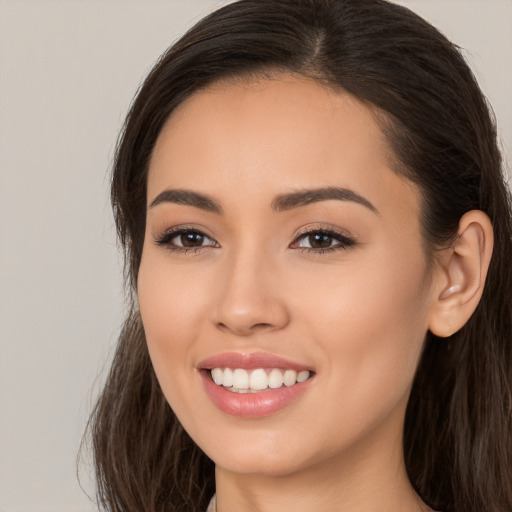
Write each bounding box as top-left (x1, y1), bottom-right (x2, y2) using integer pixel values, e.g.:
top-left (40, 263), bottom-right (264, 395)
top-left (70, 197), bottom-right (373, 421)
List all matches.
top-left (200, 370), bottom-right (313, 418)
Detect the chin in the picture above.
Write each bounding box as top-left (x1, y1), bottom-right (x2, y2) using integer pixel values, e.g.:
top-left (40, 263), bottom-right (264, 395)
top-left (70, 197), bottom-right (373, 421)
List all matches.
top-left (214, 453), bottom-right (306, 478)
top-left (197, 429), bottom-right (319, 478)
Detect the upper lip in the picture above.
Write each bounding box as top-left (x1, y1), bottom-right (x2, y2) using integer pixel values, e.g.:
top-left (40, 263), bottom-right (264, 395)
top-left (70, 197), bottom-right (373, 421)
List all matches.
top-left (197, 352), bottom-right (313, 372)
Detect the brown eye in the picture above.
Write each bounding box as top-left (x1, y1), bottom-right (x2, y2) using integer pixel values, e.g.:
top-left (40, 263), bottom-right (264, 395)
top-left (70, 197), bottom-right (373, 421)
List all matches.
top-left (307, 233), bottom-right (334, 249)
top-left (291, 229), bottom-right (355, 252)
top-left (177, 231), bottom-right (207, 247)
top-left (155, 228), bottom-right (218, 252)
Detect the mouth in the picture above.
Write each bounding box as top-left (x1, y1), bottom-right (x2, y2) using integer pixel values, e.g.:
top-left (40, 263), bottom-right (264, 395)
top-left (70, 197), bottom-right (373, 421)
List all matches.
top-left (209, 367), bottom-right (311, 393)
top-left (198, 352), bottom-right (315, 417)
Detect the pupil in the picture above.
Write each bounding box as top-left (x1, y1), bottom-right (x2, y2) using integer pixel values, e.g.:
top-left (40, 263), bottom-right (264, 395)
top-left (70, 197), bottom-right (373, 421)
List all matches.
top-left (181, 232), bottom-right (203, 247)
top-left (309, 234), bottom-right (332, 248)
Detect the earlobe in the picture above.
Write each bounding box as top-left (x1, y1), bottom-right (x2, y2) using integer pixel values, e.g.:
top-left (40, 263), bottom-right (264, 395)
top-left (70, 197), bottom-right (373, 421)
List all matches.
top-left (428, 210), bottom-right (493, 338)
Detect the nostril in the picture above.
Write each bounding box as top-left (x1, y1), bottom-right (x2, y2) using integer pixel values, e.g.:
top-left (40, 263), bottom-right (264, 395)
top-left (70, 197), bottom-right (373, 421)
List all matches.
top-left (215, 321), bottom-right (276, 335)
top-left (252, 322), bottom-right (274, 330)
top-left (216, 321), bottom-right (249, 336)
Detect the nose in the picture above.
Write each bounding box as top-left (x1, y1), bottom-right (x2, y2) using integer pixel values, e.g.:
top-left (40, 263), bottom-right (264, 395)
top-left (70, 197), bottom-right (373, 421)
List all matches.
top-left (212, 250), bottom-right (290, 336)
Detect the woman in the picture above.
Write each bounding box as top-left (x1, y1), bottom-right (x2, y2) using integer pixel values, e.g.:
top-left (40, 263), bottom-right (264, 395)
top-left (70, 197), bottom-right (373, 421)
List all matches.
top-left (88, 1), bottom-right (512, 511)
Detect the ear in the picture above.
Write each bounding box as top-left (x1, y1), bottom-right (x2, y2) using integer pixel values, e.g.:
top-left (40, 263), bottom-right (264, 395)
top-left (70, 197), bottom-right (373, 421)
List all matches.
top-left (428, 210), bottom-right (493, 338)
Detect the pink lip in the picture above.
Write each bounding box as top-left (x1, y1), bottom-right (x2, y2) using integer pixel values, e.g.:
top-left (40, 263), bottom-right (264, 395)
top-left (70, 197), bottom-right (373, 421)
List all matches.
top-left (197, 351), bottom-right (312, 371)
top-left (197, 352), bottom-right (315, 418)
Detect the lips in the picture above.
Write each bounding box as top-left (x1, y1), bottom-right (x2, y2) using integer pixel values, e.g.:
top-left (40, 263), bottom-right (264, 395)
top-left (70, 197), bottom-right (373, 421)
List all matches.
top-left (198, 352), bottom-right (315, 418)
top-left (198, 352), bottom-right (312, 371)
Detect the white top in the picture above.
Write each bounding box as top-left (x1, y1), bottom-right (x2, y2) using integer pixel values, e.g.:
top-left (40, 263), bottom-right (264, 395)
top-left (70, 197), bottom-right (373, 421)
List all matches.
top-left (206, 494), bottom-right (216, 512)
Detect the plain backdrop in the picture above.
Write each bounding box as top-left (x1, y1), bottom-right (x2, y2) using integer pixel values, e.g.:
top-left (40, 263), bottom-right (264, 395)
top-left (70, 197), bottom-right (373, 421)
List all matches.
top-left (0, 1), bottom-right (510, 511)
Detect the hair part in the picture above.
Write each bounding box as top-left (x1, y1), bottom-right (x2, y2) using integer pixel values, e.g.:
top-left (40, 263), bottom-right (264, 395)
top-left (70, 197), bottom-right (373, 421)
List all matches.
top-left (86, 1), bottom-right (512, 511)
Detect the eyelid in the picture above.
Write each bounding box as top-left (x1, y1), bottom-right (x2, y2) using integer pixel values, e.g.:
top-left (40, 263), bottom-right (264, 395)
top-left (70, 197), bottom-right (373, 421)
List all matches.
top-left (292, 223), bottom-right (353, 239)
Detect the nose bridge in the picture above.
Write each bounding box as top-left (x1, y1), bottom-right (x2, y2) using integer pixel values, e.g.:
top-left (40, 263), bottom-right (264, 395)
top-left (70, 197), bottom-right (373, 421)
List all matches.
top-left (213, 238), bottom-right (289, 335)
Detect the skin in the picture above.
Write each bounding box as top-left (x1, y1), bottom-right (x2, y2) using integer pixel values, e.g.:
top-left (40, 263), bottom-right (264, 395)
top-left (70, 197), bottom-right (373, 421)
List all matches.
top-left (138, 75), bottom-right (456, 512)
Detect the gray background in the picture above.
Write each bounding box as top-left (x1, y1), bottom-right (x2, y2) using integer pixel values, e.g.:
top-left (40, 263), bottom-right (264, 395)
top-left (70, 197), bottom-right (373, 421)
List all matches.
top-left (0, 1), bottom-right (510, 511)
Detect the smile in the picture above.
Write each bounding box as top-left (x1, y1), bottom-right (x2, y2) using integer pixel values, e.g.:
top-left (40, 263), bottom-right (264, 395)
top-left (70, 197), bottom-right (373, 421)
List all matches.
top-left (210, 368), bottom-right (311, 393)
top-left (198, 352), bottom-right (315, 417)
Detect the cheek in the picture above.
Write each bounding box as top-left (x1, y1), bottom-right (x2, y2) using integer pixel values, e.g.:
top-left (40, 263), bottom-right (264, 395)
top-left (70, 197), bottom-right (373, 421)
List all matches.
top-left (138, 247), bottom-right (211, 341)
top-left (293, 245), bottom-right (431, 422)
top-left (137, 251), bottom-right (220, 445)
top-left (137, 248), bottom-right (212, 399)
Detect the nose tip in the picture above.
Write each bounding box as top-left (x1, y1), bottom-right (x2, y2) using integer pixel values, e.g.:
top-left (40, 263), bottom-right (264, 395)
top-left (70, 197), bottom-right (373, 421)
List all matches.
top-left (212, 263), bottom-right (290, 336)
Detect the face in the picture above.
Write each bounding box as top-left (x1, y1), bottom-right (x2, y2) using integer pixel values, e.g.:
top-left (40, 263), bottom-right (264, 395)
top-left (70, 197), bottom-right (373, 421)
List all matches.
top-left (138, 76), bottom-right (438, 477)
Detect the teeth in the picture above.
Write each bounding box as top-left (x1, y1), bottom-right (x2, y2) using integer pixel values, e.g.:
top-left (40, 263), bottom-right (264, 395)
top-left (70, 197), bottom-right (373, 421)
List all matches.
top-left (249, 369), bottom-right (268, 390)
top-left (297, 370), bottom-right (310, 383)
top-left (211, 368), bottom-right (223, 385)
top-left (283, 369), bottom-right (297, 387)
top-left (268, 368), bottom-right (284, 388)
top-left (223, 368), bottom-right (233, 387)
top-left (232, 368), bottom-right (249, 389)
top-left (210, 367), bottom-right (311, 392)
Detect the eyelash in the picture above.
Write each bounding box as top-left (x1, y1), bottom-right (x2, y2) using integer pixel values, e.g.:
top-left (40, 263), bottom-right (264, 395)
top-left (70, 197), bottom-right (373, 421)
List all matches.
top-left (154, 226), bottom-right (218, 254)
top-left (154, 226), bottom-right (356, 255)
top-left (291, 227), bottom-right (356, 254)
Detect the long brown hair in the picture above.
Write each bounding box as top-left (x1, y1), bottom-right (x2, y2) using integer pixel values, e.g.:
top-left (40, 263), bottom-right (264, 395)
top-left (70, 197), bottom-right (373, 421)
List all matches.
top-left (86, 1), bottom-right (512, 511)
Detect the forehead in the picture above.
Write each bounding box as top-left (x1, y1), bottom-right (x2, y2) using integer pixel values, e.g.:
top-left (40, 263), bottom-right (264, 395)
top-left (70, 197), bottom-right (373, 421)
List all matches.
top-left (151, 76), bottom-right (387, 176)
top-left (147, 75), bottom-right (420, 223)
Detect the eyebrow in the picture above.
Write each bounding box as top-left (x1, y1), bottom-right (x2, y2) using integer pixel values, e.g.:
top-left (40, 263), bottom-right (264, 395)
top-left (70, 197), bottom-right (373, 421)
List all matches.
top-left (272, 186), bottom-right (379, 214)
top-left (149, 189), bottom-right (223, 214)
top-left (149, 186), bottom-right (378, 215)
